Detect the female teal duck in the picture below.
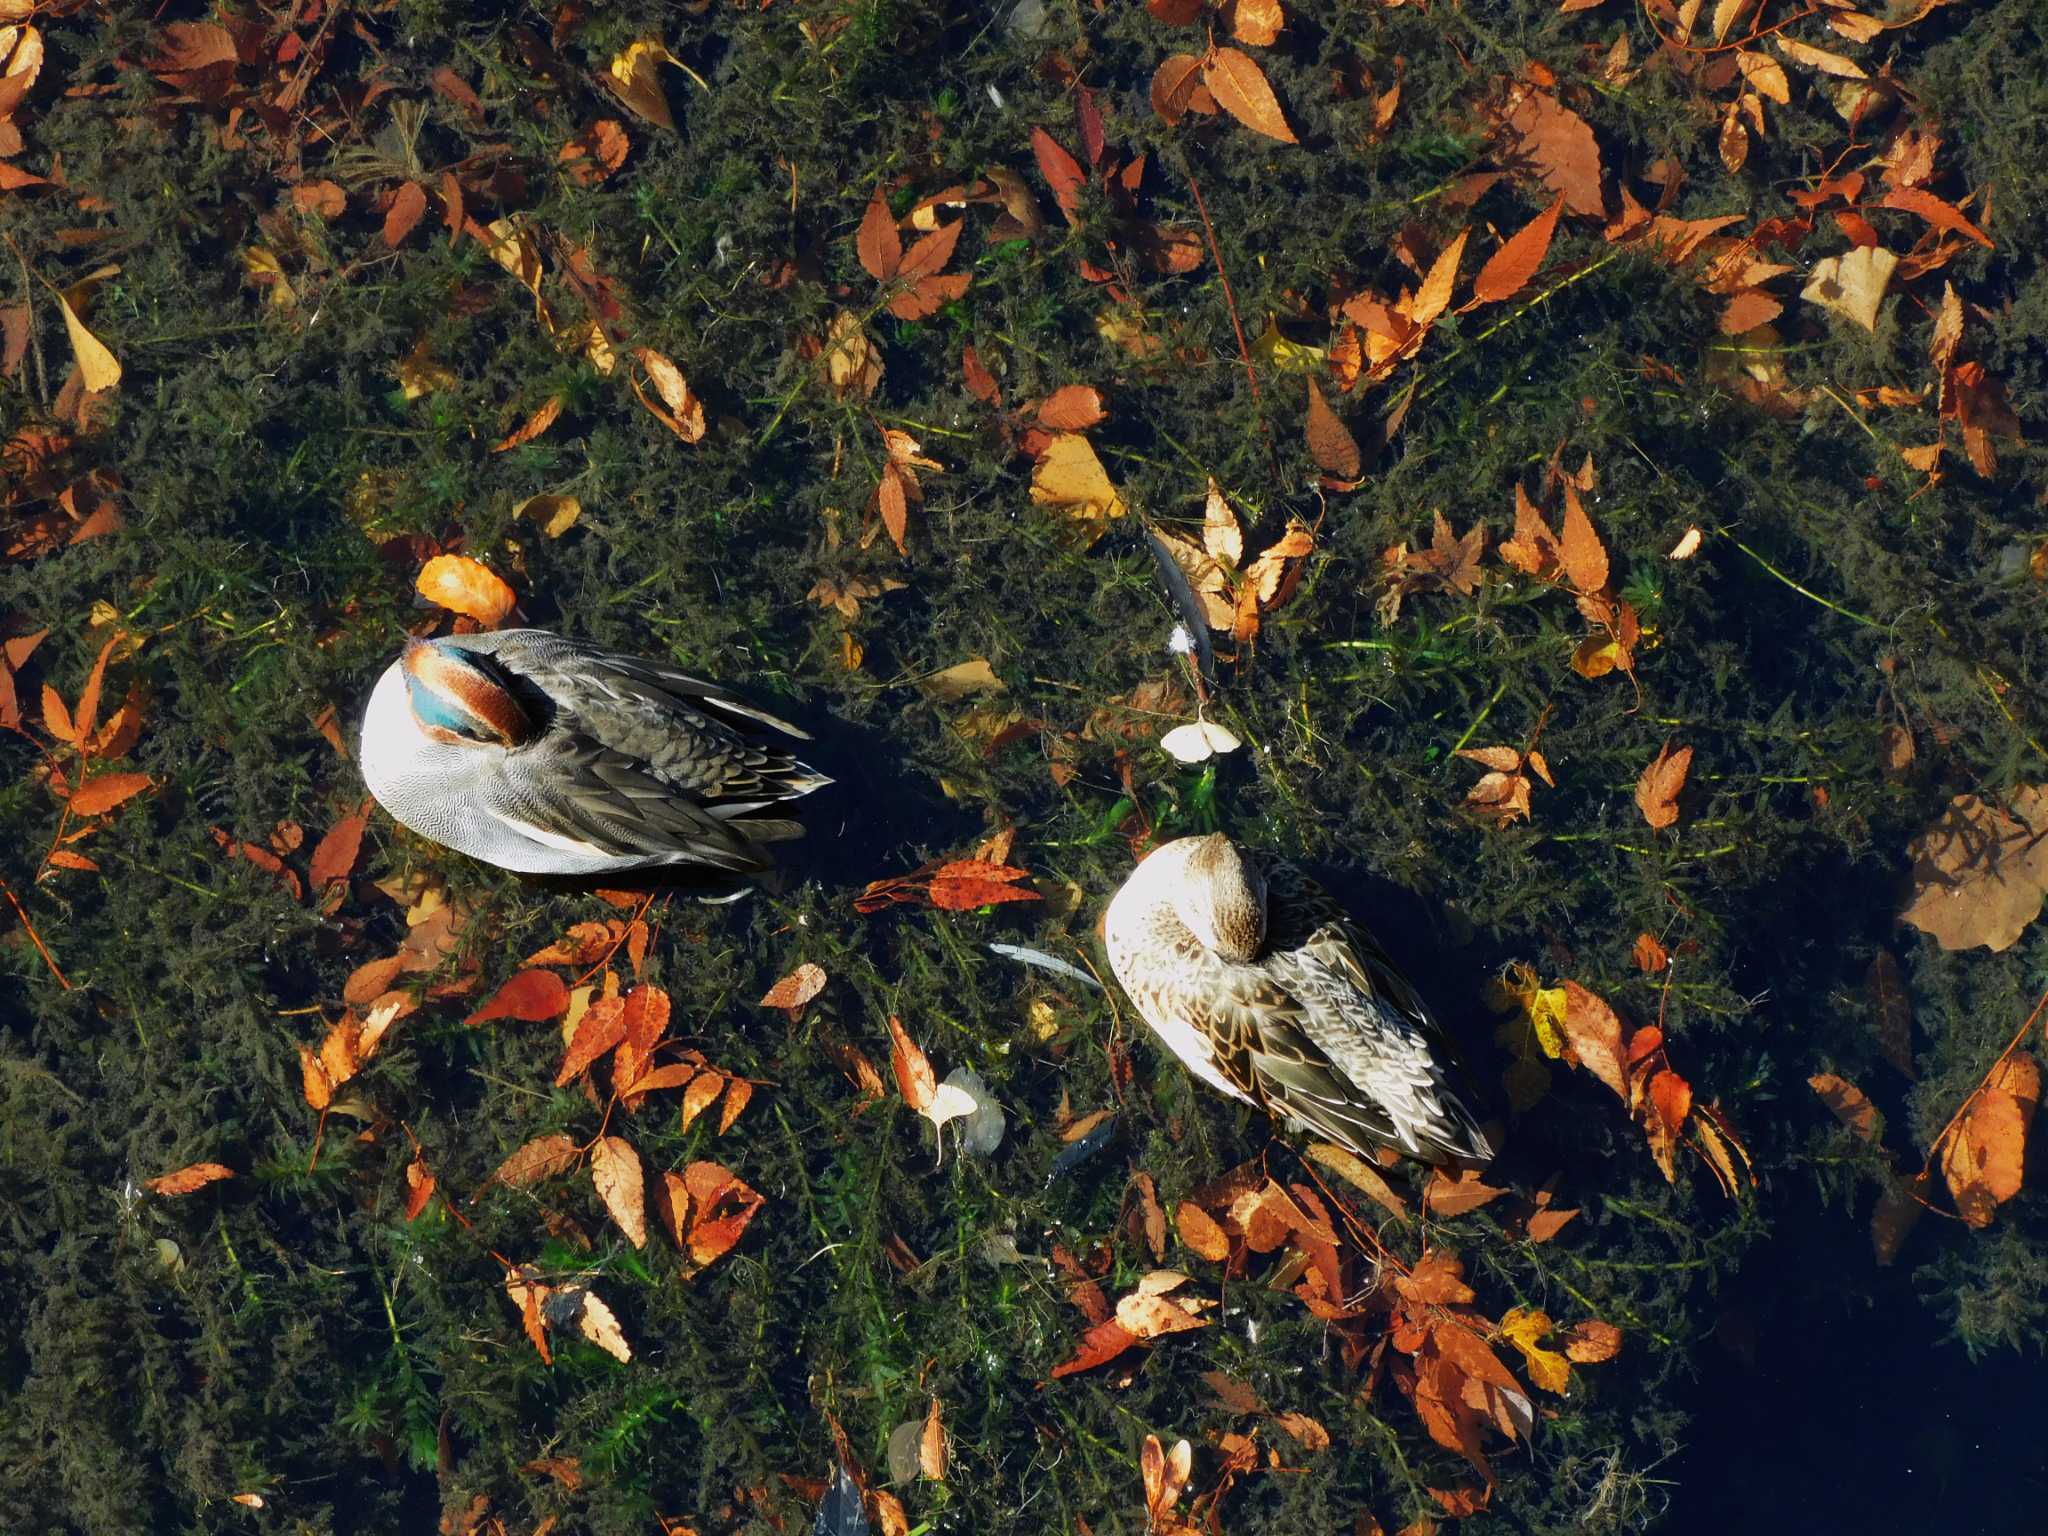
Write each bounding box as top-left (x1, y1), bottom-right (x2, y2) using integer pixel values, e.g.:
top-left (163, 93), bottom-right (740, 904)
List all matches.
top-left (1103, 833), bottom-right (1494, 1165)
top-left (358, 630), bottom-right (830, 877)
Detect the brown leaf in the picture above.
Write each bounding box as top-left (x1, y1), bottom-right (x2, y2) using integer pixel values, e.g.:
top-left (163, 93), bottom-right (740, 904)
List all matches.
top-left (680, 1070), bottom-right (725, 1132)
top-left (717, 1077), bottom-right (754, 1134)
top-left (1809, 1073), bottom-right (1881, 1141)
top-left (1634, 743), bottom-right (1693, 831)
top-left (466, 969), bottom-right (570, 1027)
top-left (631, 347), bottom-right (706, 443)
top-left (591, 1135), bottom-right (648, 1248)
top-left (1500, 93), bottom-right (1604, 217)
top-left (1424, 1168), bottom-right (1511, 1217)
top-left (404, 1156), bottom-right (437, 1221)
top-left (1303, 1140), bottom-right (1410, 1220)
top-left (488, 1133), bottom-right (582, 1189)
top-left (492, 396), bottom-right (564, 453)
top-left (961, 344), bottom-right (1000, 406)
top-left (1525, 1207), bottom-right (1579, 1243)
top-left (1871, 1168), bottom-right (1929, 1265)
top-left (1898, 786), bottom-right (2048, 953)
top-left (1881, 186), bottom-right (1992, 249)
top-left (1202, 47), bottom-right (1296, 143)
top-left (878, 463), bottom-right (910, 554)
top-left (681, 1159), bottom-right (765, 1268)
top-left (384, 182), bottom-right (428, 248)
top-left (299, 1045), bottom-right (332, 1111)
top-left (68, 771), bottom-right (152, 816)
top-left (1151, 54), bottom-right (1209, 127)
top-left (1304, 376), bottom-right (1361, 478)
top-left (1499, 482), bottom-right (1563, 580)
top-left (1559, 1319), bottom-right (1623, 1362)
top-left (145, 1162), bottom-right (235, 1196)
top-left (1468, 196), bottom-right (1564, 307)
top-left (1050, 1317), bottom-right (1140, 1377)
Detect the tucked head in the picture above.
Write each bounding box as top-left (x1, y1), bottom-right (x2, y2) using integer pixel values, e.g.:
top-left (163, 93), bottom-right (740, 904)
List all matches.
top-left (1171, 833), bottom-right (1268, 963)
top-left (400, 638), bottom-right (533, 749)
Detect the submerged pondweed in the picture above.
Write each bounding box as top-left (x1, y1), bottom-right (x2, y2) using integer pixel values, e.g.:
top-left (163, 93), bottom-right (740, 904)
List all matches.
top-left (1, 3), bottom-right (2043, 1534)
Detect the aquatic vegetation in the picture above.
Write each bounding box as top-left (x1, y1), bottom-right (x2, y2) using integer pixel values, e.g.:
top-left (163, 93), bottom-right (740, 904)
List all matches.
top-left (1, 2), bottom-right (2044, 1533)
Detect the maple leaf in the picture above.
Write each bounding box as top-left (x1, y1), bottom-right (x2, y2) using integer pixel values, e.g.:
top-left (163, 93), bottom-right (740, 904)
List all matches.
top-left (1379, 511), bottom-right (1487, 623)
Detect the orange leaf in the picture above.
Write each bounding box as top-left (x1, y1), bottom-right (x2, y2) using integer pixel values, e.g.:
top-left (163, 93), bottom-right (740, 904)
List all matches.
top-left (467, 969), bottom-right (571, 1027)
top-left (146, 1162), bottom-right (235, 1196)
top-left (1881, 186), bottom-right (1992, 249)
top-left (759, 962), bottom-right (827, 1015)
top-left (1036, 385), bottom-right (1109, 431)
top-left (404, 1155), bottom-right (437, 1221)
top-left (555, 995), bottom-right (628, 1083)
top-left (717, 1076), bottom-right (754, 1134)
top-left (878, 462), bottom-right (909, 554)
top-left (621, 983), bottom-right (670, 1055)
top-left (1202, 47), bottom-right (1296, 143)
top-left (887, 1014), bottom-right (937, 1112)
top-left (857, 185), bottom-right (903, 280)
top-left (1468, 196), bottom-right (1564, 307)
top-left (299, 1045), bottom-right (332, 1110)
top-left (491, 395), bottom-right (563, 453)
top-left (41, 683), bottom-right (75, 743)
top-left (68, 771), bottom-right (152, 816)
top-left (1151, 53), bottom-right (1209, 127)
top-left (681, 1159), bottom-right (765, 1268)
top-left (1557, 482), bottom-right (1608, 594)
top-left (307, 805), bottom-right (368, 893)
top-left (927, 860), bottom-right (1041, 911)
top-left (1424, 1167), bottom-right (1512, 1216)
top-left (631, 347), bottom-right (706, 443)
top-left (1634, 743), bottom-right (1693, 830)
top-left (1941, 1051), bottom-right (2038, 1226)
top-left (920, 1397), bottom-right (947, 1481)
top-left (43, 849), bottom-right (99, 873)
top-left (384, 182), bottom-right (428, 248)
top-left (1175, 1200), bottom-right (1231, 1261)
top-left (416, 554), bottom-right (516, 626)
top-left (1809, 1073), bottom-right (1881, 1140)
top-left (1643, 1069), bottom-right (1692, 1182)
top-left (895, 218), bottom-right (962, 287)
top-left (680, 1070), bottom-right (725, 1131)
top-left (1050, 1317), bottom-right (1140, 1377)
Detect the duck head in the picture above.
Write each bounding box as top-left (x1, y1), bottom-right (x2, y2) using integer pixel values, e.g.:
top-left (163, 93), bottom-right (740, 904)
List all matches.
top-left (1171, 833), bottom-right (1268, 963)
top-left (400, 637), bottom-right (535, 749)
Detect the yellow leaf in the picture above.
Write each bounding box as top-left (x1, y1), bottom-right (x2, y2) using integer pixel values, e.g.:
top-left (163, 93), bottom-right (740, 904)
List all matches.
top-left (921, 657), bottom-right (1005, 701)
top-left (607, 40), bottom-right (682, 130)
top-left (1490, 962), bottom-right (1569, 1058)
top-left (1801, 245), bottom-right (1897, 332)
top-left (590, 1135), bottom-right (647, 1248)
top-left (1029, 433), bottom-right (1127, 544)
top-left (513, 493), bottom-right (583, 538)
top-left (55, 288), bottom-right (120, 393)
top-left (1248, 315), bottom-right (1326, 372)
top-left (416, 554), bottom-right (516, 626)
top-left (1500, 1306), bottom-right (1573, 1394)
top-left (630, 347), bottom-right (706, 442)
top-left (396, 335), bottom-right (457, 399)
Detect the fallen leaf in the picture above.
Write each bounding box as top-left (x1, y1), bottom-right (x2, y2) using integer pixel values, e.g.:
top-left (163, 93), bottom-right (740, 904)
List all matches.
top-left (1499, 92), bottom-right (1604, 217)
top-left (146, 1162), bottom-right (234, 1196)
top-left (1424, 1168), bottom-right (1511, 1216)
top-left (1303, 1140), bottom-right (1410, 1220)
top-left (67, 771), bottom-right (152, 815)
top-left (1864, 950), bottom-right (1915, 1077)
top-left (383, 182), bottom-right (428, 248)
top-left (557, 996), bottom-right (628, 1085)
top-left (591, 1135), bottom-right (648, 1248)
top-left (1029, 433), bottom-right (1128, 541)
top-left (1898, 786), bottom-right (2048, 952)
top-left (1202, 47), bottom-right (1296, 143)
top-left (1557, 981), bottom-right (1628, 1098)
top-left (307, 806), bottom-right (369, 894)
top-left (1941, 1052), bottom-right (2039, 1227)
top-left (1776, 34), bottom-right (1868, 78)
top-left (1304, 376), bottom-right (1361, 478)
top-left (493, 397), bottom-right (563, 453)
top-left (927, 860), bottom-right (1041, 911)
top-left (922, 657), bottom-right (1005, 700)
top-left (608, 40), bottom-right (683, 130)
top-left (1468, 196), bottom-right (1564, 307)
top-left (1499, 1307), bottom-right (1571, 1394)
top-left (416, 554), bottom-right (516, 626)
top-left (488, 1133), bottom-right (582, 1189)
top-left (631, 347), bottom-right (706, 443)
top-left (466, 969), bottom-right (570, 1027)
top-left (1176, 1200), bottom-right (1232, 1261)
top-left (55, 289), bottom-right (120, 393)
top-left (920, 1398), bottom-right (947, 1481)
top-left (681, 1159), bottom-right (766, 1268)
top-left (1801, 245), bottom-right (1897, 331)
top-left (1036, 384), bottom-right (1109, 431)
top-left (760, 962), bottom-right (827, 1015)
top-left (1809, 1073), bottom-right (1881, 1140)
top-left (1526, 1206), bottom-right (1579, 1242)
top-left (1634, 743), bottom-right (1693, 830)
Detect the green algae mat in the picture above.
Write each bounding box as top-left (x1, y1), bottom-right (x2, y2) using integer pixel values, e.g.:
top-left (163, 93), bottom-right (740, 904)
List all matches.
top-left (2, 3), bottom-right (2045, 1533)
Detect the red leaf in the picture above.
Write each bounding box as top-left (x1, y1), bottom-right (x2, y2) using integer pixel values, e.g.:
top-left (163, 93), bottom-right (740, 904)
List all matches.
top-left (1050, 1317), bottom-right (1140, 1378)
top-left (307, 805), bottom-right (368, 893)
top-left (465, 969), bottom-right (571, 1027)
top-left (927, 861), bottom-right (1042, 911)
top-left (556, 996), bottom-right (627, 1082)
top-left (1035, 385), bottom-right (1108, 431)
top-left (1031, 127), bottom-right (1086, 225)
top-left (1882, 186), bottom-right (1992, 248)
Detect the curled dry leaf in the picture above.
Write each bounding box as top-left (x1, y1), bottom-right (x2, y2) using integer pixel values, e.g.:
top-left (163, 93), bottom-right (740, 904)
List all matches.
top-left (607, 39), bottom-right (683, 130)
top-left (416, 554), bottom-right (516, 627)
top-left (631, 347), bottom-right (706, 443)
top-left (1159, 720), bottom-right (1242, 763)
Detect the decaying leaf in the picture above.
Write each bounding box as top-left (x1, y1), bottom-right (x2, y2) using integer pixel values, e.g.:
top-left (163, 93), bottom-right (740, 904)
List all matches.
top-left (146, 1162), bottom-right (234, 1196)
top-left (1801, 245), bottom-right (1898, 331)
top-left (1898, 786), bottom-right (2048, 953)
top-left (1940, 1052), bottom-right (2038, 1228)
top-left (591, 1135), bottom-right (648, 1248)
top-left (759, 962), bottom-right (828, 1016)
top-left (1634, 743), bottom-right (1693, 830)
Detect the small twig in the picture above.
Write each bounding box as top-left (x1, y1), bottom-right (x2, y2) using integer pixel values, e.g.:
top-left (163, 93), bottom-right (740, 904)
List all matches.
top-left (1185, 170), bottom-right (1279, 482)
top-left (0, 874), bottom-right (69, 988)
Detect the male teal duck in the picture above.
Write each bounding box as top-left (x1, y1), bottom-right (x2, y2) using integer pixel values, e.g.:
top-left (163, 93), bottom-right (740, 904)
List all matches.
top-left (358, 630), bottom-right (830, 877)
top-left (1103, 833), bottom-right (1494, 1165)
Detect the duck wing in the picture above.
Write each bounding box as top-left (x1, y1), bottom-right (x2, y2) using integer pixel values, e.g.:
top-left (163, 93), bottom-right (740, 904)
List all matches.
top-left (1205, 867), bottom-right (1493, 1164)
top-left (454, 631), bottom-right (830, 871)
